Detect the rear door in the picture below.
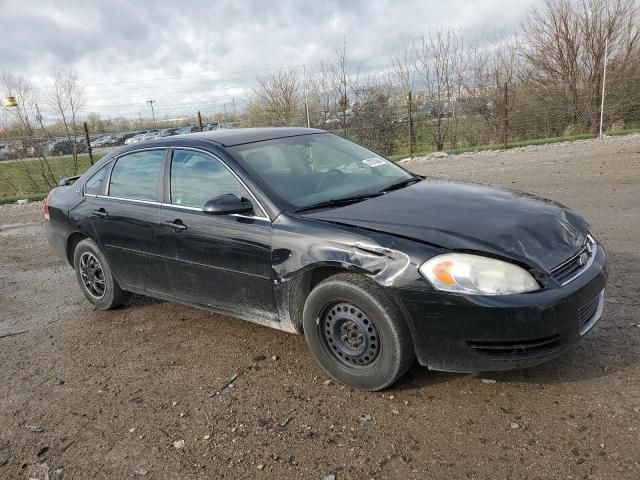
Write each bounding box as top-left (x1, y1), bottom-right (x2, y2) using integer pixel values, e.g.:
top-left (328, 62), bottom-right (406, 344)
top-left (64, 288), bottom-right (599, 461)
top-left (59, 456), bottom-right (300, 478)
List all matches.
top-left (159, 148), bottom-right (276, 314)
top-left (87, 149), bottom-right (169, 294)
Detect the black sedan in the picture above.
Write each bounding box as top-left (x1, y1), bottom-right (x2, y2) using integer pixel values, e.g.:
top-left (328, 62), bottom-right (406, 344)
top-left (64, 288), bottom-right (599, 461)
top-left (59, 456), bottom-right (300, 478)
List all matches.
top-left (44, 128), bottom-right (607, 390)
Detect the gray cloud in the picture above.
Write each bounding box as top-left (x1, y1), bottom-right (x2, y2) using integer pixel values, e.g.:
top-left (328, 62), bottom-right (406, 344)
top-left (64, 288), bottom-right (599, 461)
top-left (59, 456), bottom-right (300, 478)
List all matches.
top-left (0, 0), bottom-right (541, 118)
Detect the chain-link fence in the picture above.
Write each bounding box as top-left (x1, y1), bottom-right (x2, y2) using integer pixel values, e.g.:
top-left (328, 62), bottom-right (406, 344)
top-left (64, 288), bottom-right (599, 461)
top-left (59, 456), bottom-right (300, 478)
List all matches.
top-left (2, 71), bottom-right (640, 199)
top-left (321, 74), bottom-right (640, 159)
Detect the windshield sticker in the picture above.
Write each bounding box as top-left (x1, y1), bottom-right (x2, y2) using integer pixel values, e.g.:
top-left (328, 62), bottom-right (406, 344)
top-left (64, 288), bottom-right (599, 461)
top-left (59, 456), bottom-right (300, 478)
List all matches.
top-left (362, 157), bottom-right (386, 167)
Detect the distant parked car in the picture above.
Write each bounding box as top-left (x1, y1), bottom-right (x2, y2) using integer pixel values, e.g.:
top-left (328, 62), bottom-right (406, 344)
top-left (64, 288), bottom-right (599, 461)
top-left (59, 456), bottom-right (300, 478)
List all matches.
top-left (124, 131), bottom-right (151, 145)
top-left (154, 128), bottom-right (179, 139)
top-left (0, 144), bottom-right (17, 160)
top-left (175, 126), bottom-right (199, 135)
top-left (90, 135), bottom-right (118, 148)
top-left (47, 139), bottom-right (88, 156)
top-left (112, 132), bottom-right (137, 146)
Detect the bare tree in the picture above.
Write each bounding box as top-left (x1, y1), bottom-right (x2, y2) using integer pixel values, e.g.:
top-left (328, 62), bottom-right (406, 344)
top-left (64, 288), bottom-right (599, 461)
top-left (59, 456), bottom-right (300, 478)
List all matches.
top-left (49, 68), bottom-right (85, 174)
top-left (522, 0), bottom-right (640, 131)
top-left (465, 36), bottom-right (521, 142)
top-left (416, 29), bottom-right (465, 150)
top-left (247, 69), bottom-right (300, 126)
top-left (391, 40), bottom-right (416, 95)
top-left (1, 72), bottom-right (57, 190)
top-left (324, 39), bottom-right (360, 135)
top-left (313, 63), bottom-right (338, 127)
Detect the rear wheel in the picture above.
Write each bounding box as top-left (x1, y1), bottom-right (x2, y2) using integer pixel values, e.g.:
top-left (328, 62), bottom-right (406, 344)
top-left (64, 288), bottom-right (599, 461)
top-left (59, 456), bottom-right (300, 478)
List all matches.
top-left (303, 273), bottom-right (414, 390)
top-left (73, 238), bottom-right (129, 309)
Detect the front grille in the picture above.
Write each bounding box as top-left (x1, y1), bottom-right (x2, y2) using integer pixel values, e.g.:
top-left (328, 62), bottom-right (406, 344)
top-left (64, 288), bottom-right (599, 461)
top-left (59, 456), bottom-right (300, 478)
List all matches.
top-left (578, 290), bottom-right (604, 335)
top-left (467, 335), bottom-right (563, 359)
top-left (551, 236), bottom-right (596, 285)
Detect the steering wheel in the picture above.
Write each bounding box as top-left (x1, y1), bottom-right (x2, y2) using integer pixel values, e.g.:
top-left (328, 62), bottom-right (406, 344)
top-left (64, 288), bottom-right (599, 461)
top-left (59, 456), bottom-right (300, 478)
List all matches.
top-left (315, 169), bottom-right (345, 193)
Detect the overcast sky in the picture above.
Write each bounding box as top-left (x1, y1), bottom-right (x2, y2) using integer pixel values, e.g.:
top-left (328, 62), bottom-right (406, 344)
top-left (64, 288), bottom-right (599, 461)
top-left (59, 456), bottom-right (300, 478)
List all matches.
top-left (0, 0), bottom-right (541, 119)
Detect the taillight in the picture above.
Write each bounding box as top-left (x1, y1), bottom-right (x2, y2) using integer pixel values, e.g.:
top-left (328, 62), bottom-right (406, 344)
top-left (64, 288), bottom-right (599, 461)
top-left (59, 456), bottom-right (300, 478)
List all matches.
top-left (44, 192), bottom-right (50, 220)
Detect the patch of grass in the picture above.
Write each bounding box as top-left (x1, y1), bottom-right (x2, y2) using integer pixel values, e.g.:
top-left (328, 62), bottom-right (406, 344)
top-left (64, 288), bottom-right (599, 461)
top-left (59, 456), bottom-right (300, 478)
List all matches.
top-left (606, 127), bottom-right (640, 136)
top-left (0, 153), bottom-right (104, 200)
top-left (0, 192), bottom-right (48, 205)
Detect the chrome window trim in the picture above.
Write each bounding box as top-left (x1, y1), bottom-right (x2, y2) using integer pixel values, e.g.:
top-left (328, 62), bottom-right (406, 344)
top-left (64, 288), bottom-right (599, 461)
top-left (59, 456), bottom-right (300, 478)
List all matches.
top-left (85, 146), bottom-right (270, 221)
top-left (95, 195), bottom-right (160, 206)
top-left (92, 195), bottom-right (269, 222)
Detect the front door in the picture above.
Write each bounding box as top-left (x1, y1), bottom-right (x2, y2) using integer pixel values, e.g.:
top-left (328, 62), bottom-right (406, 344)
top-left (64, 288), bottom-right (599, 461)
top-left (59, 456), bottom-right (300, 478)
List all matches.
top-left (89, 149), bottom-right (169, 294)
top-left (159, 149), bottom-right (276, 315)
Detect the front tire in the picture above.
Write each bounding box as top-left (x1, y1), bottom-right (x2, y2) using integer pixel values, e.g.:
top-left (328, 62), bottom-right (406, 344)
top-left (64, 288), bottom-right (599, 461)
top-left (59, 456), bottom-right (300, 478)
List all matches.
top-left (73, 238), bottom-right (130, 310)
top-left (303, 273), bottom-right (414, 390)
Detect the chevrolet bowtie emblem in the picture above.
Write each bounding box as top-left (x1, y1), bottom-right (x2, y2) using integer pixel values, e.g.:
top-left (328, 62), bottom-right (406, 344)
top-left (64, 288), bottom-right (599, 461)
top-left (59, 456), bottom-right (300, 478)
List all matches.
top-left (578, 252), bottom-right (589, 266)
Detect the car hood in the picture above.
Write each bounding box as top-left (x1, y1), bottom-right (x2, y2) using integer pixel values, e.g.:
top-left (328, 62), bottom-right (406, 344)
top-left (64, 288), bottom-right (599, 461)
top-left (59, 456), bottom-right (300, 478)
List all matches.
top-left (302, 179), bottom-right (589, 271)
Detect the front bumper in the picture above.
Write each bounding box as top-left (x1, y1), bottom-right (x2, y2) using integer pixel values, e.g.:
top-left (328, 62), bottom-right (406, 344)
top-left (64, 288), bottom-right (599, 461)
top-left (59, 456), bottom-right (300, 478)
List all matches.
top-left (395, 245), bottom-right (607, 372)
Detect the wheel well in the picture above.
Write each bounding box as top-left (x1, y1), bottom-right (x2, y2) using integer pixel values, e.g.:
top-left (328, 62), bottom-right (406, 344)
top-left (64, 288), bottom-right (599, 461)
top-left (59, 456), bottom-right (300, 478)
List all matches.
top-left (286, 266), bottom-right (413, 340)
top-left (66, 232), bottom-right (88, 265)
top-left (287, 266), bottom-right (360, 332)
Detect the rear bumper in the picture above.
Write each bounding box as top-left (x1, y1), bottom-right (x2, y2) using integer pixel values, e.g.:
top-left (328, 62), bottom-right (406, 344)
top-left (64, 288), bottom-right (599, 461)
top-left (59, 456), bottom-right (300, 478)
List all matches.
top-left (395, 245), bottom-right (607, 372)
top-left (45, 220), bottom-right (71, 265)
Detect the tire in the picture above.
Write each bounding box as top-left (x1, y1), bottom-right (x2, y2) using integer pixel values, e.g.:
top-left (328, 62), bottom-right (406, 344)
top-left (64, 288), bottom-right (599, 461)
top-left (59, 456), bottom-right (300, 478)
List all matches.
top-left (73, 238), bottom-right (130, 310)
top-left (303, 273), bottom-right (415, 390)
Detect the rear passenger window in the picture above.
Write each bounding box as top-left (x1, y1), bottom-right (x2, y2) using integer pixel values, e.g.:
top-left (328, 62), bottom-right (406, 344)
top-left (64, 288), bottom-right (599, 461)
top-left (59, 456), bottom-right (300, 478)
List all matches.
top-left (84, 165), bottom-right (108, 195)
top-left (109, 150), bottom-right (165, 201)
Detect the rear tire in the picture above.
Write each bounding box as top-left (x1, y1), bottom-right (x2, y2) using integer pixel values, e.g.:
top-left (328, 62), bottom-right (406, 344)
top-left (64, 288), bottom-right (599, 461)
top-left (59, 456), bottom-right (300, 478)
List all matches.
top-left (73, 238), bottom-right (129, 310)
top-left (303, 273), bottom-right (415, 390)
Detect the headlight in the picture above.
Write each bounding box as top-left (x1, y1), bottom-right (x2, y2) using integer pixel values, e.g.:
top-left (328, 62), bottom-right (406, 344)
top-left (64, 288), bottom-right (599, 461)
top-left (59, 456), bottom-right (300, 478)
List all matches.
top-left (420, 253), bottom-right (540, 295)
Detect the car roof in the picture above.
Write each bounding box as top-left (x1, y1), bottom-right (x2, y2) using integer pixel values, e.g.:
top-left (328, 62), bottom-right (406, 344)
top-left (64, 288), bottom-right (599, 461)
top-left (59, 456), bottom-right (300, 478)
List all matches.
top-left (177, 127), bottom-right (326, 147)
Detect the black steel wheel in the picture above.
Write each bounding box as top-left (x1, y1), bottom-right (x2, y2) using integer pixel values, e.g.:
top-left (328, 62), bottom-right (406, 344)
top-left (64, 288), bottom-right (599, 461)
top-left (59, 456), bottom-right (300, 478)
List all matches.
top-left (303, 273), bottom-right (415, 390)
top-left (319, 302), bottom-right (381, 367)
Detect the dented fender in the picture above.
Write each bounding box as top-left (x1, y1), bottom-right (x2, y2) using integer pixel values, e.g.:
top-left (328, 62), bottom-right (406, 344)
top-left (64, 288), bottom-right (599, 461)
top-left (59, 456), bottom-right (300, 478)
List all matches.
top-left (270, 213), bottom-right (437, 333)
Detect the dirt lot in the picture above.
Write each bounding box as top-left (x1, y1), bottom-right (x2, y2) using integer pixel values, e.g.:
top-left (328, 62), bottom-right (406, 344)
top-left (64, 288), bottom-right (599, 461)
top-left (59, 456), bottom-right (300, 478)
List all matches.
top-left (1, 135), bottom-right (639, 479)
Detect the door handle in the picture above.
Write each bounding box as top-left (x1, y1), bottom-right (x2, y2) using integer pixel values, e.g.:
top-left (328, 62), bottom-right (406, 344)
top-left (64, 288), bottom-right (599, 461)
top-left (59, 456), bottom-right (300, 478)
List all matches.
top-left (164, 220), bottom-right (187, 232)
top-left (92, 208), bottom-right (108, 218)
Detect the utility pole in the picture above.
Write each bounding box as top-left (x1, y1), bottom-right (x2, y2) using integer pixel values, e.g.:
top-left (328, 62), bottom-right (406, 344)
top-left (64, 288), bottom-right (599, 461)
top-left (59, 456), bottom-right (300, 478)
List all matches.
top-left (147, 100), bottom-right (156, 126)
top-left (599, 38), bottom-right (609, 138)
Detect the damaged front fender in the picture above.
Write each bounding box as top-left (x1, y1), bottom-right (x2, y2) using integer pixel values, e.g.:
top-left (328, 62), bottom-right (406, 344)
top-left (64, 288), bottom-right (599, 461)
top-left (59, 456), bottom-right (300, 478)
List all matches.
top-left (270, 213), bottom-right (433, 333)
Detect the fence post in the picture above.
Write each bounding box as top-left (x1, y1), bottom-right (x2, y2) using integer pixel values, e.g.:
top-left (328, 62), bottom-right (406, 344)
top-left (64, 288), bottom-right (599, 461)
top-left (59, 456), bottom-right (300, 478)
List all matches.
top-left (83, 122), bottom-right (94, 165)
top-left (502, 82), bottom-right (509, 150)
top-left (197, 111), bottom-right (204, 132)
top-left (408, 91), bottom-right (413, 159)
top-left (598, 38), bottom-right (609, 138)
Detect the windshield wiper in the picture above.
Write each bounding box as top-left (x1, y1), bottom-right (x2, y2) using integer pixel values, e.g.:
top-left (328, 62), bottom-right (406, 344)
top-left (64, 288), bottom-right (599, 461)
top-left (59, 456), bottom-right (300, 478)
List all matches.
top-left (295, 192), bottom-right (383, 213)
top-left (379, 176), bottom-right (422, 193)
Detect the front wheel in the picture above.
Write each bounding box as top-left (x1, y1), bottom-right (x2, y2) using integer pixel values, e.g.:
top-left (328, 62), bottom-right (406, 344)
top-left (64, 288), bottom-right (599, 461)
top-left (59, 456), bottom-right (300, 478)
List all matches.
top-left (73, 238), bottom-right (130, 310)
top-left (303, 273), bottom-right (415, 390)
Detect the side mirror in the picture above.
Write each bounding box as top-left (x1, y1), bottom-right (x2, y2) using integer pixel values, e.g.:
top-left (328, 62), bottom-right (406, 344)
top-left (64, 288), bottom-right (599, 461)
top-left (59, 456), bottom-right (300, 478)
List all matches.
top-left (202, 194), bottom-right (254, 215)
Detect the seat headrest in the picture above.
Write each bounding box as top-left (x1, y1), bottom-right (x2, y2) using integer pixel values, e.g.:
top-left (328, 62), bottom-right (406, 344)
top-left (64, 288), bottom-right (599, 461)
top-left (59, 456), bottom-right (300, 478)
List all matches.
top-left (245, 151), bottom-right (273, 173)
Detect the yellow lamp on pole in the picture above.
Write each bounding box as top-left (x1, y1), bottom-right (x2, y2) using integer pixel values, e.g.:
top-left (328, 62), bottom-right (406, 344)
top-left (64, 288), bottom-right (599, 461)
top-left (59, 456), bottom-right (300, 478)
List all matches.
top-left (3, 96), bottom-right (17, 107)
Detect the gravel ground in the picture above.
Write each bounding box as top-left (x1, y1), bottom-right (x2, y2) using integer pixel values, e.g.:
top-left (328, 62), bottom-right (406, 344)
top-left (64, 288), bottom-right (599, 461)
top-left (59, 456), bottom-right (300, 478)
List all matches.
top-left (1, 135), bottom-right (639, 480)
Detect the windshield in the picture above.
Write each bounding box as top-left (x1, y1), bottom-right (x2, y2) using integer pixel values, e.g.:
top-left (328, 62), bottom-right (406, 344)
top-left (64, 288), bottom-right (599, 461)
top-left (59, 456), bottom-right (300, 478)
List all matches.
top-left (229, 133), bottom-right (413, 210)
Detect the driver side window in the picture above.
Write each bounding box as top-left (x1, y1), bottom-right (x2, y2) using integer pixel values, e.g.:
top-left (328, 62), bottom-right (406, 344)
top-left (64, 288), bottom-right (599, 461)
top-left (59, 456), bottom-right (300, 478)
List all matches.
top-left (170, 151), bottom-right (249, 209)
